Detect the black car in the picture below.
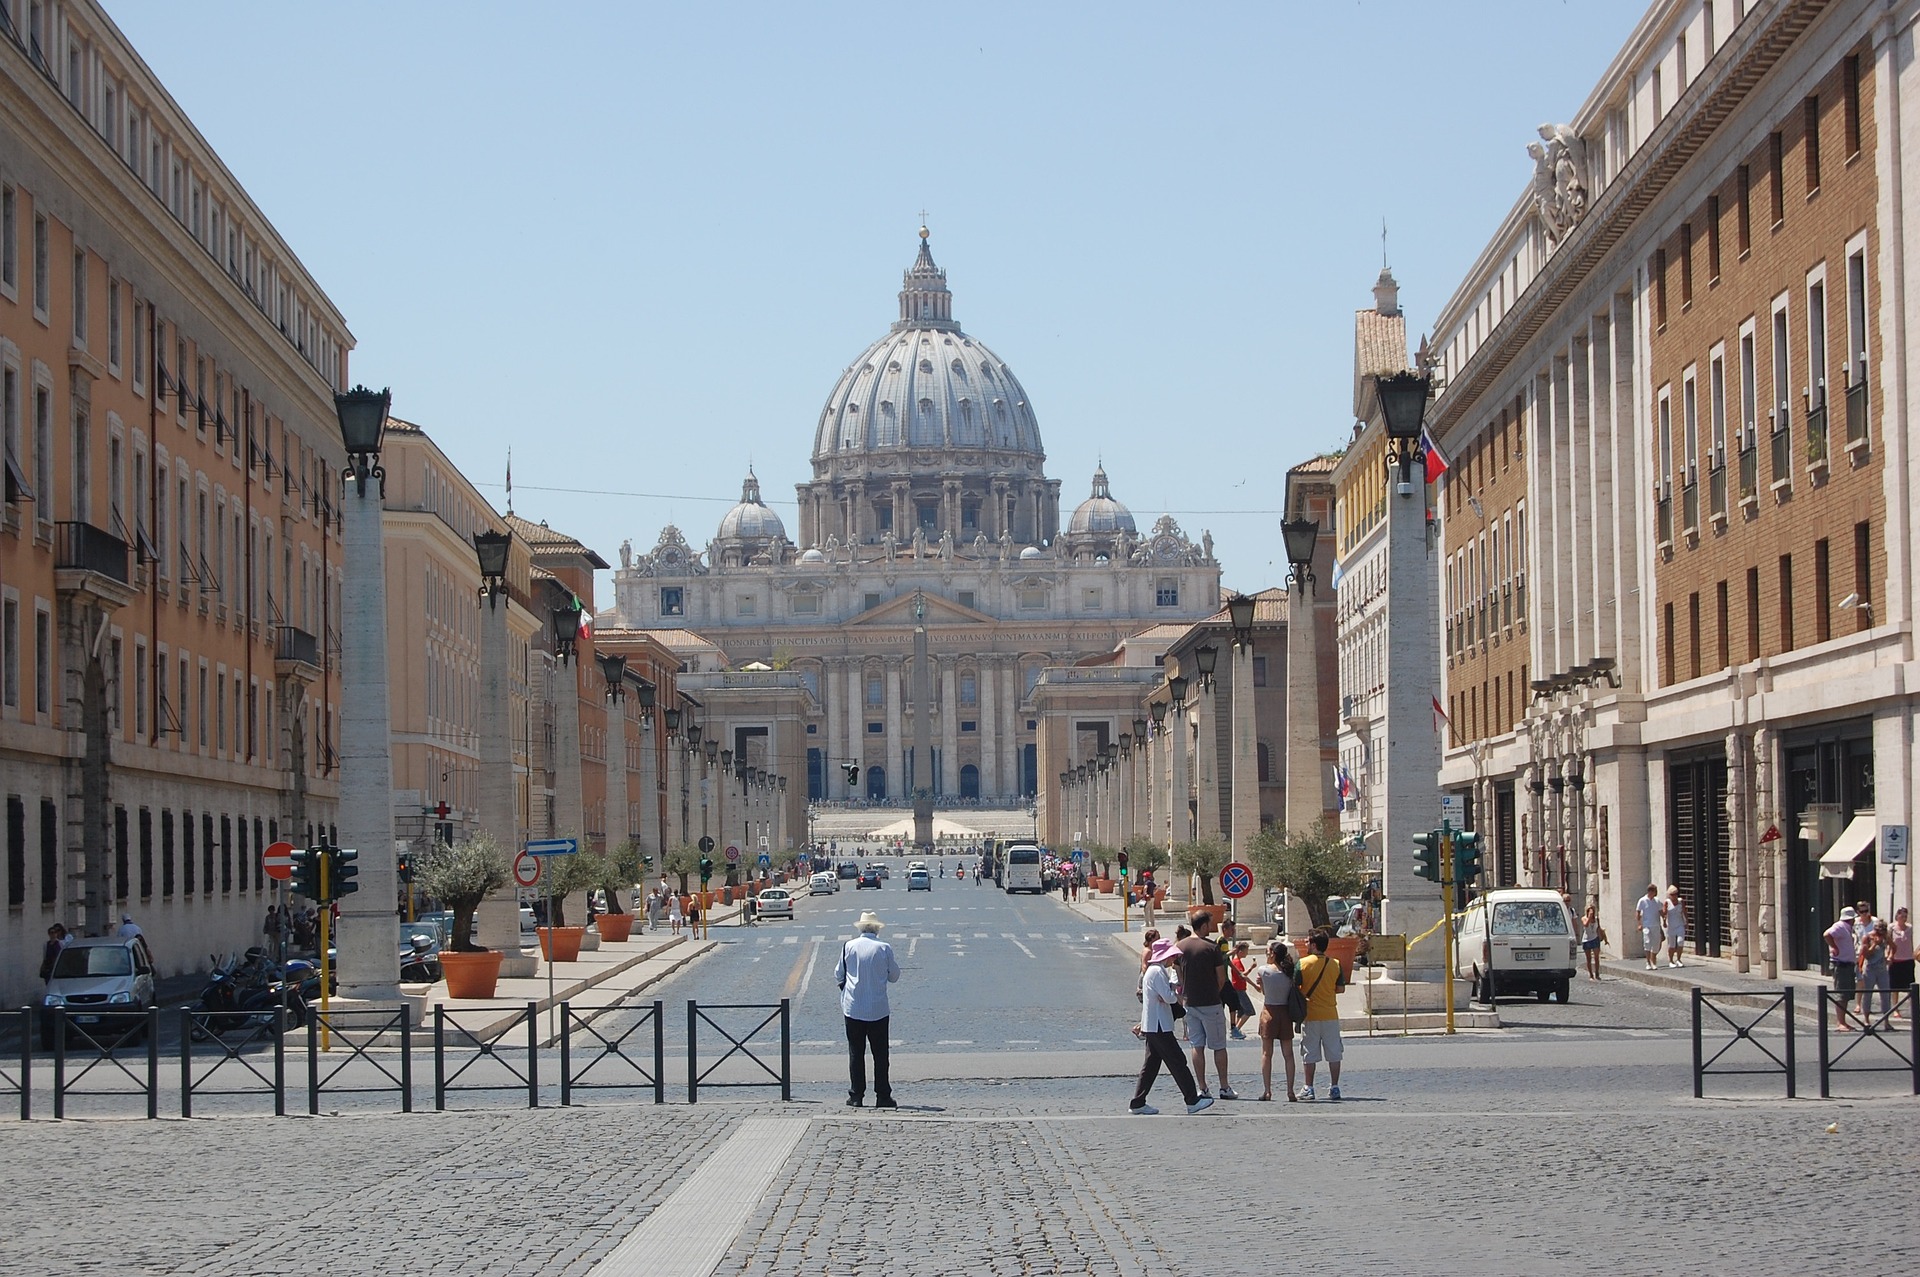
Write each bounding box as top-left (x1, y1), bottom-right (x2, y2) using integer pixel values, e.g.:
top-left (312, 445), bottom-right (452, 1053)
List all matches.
top-left (857, 866), bottom-right (883, 889)
top-left (837, 861), bottom-right (861, 879)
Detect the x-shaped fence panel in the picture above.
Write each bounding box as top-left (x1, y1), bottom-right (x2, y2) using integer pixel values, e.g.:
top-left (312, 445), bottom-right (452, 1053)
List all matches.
top-left (1691, 987), bottom-right (1796, 1099)
top-left (434, 1003), bottom-right (538, 1110)
top-left (1817, 985), bottom-right (1919, 1098)
top-left (180, 1006), bottom-right (287, 1117)
top-left (562, 1000), bottom-right (665, 1105)
top-left (686, 999), bottom-right (790, 1103)
top-left (307, 1007), bottom-right (413, 1114)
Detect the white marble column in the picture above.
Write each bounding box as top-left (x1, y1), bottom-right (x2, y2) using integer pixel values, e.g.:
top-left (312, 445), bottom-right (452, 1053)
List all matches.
top-left (885, 660), bottom-right (903, 799)
top-left (1002, 663), bottom-right (1020, 798)
top-left (822, 660), bottom-right (838, 798)
top-left (1286, 586), bottom-right (1322, 832)
top-left (551, 656), bottom-right (587, 922)
top-left (1230, 641), bottom-right (1259, 862)
top-left (845, 661), bottom-right (863, 792)
top-left (979, 657), bottom-right (999, 799)
top-left (476, 591), bottom-right (532, 974)
top-left (939, 658), bottom-right (958, 797)
top-left (605, 697), bottom-right (629, 849)
top-left (335, 475), bottom-right (398, 998)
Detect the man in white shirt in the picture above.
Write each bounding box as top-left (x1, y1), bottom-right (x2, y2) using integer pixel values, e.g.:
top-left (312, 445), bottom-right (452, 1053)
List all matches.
top-left (834, 911), bottom-right (901, 1108)
top-left (1635, 886), bottom-right (1664, 971)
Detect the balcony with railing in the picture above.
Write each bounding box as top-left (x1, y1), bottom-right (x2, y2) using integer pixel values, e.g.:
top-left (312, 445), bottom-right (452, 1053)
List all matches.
top-left (1806, 402), bottom-right (1829, 471)
top-left (1738, 443), bottom-right (1758, 503)
top-left (1770, 422), bottom-right (1792, 487)
top-left (1845, 376), bottom-right (1869, 449)
top-left (54, 521), bottom-right (135, 609)
top-left (1708, 463), bottom-right (1727, 522)
top-left (274, 626), bottom-right (322, 682)
top-left (1656, 493), bottom-right (1673, 546)
top-left (1681, 480), bottom-right (1699, 535)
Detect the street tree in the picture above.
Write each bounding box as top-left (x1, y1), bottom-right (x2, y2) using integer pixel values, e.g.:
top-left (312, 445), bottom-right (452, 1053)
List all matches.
top-left (412, 831), bottom-right (510, 952)
top-left (1172, 836), bottom-right (1230, 904)
top-left (1247, 819), bottom-right (1365, 931)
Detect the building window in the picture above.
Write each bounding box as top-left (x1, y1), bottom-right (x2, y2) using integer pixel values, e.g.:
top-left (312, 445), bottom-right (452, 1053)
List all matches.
top-left (71, 250), bottom-right (87, 346)
top-left (34, 608), bottom-right (50, 716)
top-left (1082, 587), bottom-right (1102, 611)
top-left (866, 675), bottom-right (883, 706)
top-left (33, 213), bottom-right (48, 315)
top-left (1768, 132), bottom-right (1784, 225)
top-left (791, 594), bottom-right (820, 615)
top-left (658, 586), bottom-right (683, 617)
top-left (1844, 55), bottom-right (1862, 157)
top-left (1778, 555), bottom-right (1794, 650)
top-left (1804, 96), bottom-right (1821, 192)
top-left (1746, 567), bottom-right (1761, 661)
top-left (736, 594), bottom-right (756, 617)
top-left (1155, 579), bottom-right (1179, 607)
top-left (1736, 165), bottom-right (1751, 255)
top-left (1706, 196), bottom-right (1721, 281)
top-left (1252, 655), bottom-right (1268, 687)
top-left (8, 795), bottom-right (26, 909)
top-left (957, 591), bottom-right (975, 610)
top-left (1257, 742), bottom-right (1271, 783)
top-left (1653, 249), bottom-right (1668, 328)
top-left (863, 592), bottom-right (881, 612)
top-left (1, 597), bottom-right (16, 708)
top-left (0, 186), bottom-right (14, 292)
top-left (40, 798), bottom-right (57, 905)
top-left (868, 721), bottom-right (883, 734)
top-left (1017, 586), bottom-right (1046, 610)
top-left (961, 720), bottom-right (976, 733)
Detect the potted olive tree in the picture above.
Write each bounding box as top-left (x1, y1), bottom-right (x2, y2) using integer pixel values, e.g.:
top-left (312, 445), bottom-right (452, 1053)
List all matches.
top-left (593, 842), bottom-right (644, 942)
top-left (413, 831), bottom-right (511, 998)
top-left (1249, 820), bottom-right (1367, 974)
top-left (1173, 836), bottom-right (1231, 916)
top-left (536, 850), bottom-right (597, 962)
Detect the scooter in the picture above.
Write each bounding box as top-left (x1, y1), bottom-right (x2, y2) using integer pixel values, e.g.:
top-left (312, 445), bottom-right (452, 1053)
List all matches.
top-left (399, 935), bottom-right (443, 984)
top-left (194, 950), bottom-right (310, 1037)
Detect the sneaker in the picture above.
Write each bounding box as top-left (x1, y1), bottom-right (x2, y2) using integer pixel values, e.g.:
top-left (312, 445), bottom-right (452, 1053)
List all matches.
top-left (1228, 1029), bottom-right (1247, 1040)
top-left (1129, 1103), bottom-right (1159, 1116)
top-left (1329, 1085), bottom-right (1343, 1101)
top-left (1219, 1086), bottom-right (1240, 1100)
top-left (1185, 1096), bottom-right (1215, 1115)
top-left (874, 1097), bottom-right (898, 1109)
top-left (1193, 1090), bottom-right (1212, 1100)
top-left (1297, 1085), bottom-right (1315, 1101)
top-left (845, 1097), bottom-right (863, 1108)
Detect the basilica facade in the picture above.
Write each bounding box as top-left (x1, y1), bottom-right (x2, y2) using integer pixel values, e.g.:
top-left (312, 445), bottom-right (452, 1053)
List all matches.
top-left (605, 230), bottom-right (1222, 805)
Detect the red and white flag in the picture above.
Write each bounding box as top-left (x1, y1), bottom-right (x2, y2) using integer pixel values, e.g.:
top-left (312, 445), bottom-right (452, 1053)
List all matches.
top-left (1421, 429), bottom-right (1451, 485)
top-left (1431, 692), bottom-right (1452, 737)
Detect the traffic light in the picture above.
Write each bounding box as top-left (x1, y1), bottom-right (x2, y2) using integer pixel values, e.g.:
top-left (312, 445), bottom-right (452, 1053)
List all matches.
top-left (396, 852), bottom-right (413, 884)
top-left (642, 852), bottom-right (654, 871)
top-left (1452, 830), bottom-right (1483, 887)
top-left (699, 855), bottom-right (714, 884)
top-left (331, 847), bottom-right (360, 898)
top-left (1411, 830), bottom-right (1441, 883)
top-left (1117, 849), bottom-right (1129, 880)
top-left (291, 847), bottom-right (321, 900)
top-left (843, 762), bottom-right (860, 786)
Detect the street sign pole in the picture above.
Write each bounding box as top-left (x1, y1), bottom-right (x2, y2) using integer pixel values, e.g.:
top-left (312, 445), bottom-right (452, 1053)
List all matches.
top-left (1441, 819), bottom-right (1455, 1036)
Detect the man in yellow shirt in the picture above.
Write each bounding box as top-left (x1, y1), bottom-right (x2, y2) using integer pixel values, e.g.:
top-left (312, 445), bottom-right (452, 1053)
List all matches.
top-left (1295, 930), bottom-right (1347, 1101)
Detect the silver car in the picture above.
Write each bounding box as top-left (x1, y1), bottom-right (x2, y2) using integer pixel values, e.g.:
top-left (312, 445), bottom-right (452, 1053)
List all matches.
top-left (40, 936), bottom-right (156, 1048)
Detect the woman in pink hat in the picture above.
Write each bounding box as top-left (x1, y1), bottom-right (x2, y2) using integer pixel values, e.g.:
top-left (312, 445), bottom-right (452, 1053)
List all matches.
top-left (1128, 939), bottom-right (1215, 1116)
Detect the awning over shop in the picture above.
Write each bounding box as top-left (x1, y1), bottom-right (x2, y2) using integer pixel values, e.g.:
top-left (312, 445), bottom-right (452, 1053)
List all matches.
top-left (1818, 814), bottom-right (1877, 879)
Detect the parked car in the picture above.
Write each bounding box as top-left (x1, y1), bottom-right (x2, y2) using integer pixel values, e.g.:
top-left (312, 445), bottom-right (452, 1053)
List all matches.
top-left (757, 888), bottom-right (795, 920)
top-left (858, 865), bottom-right (884, 889)
top-left (1453, 888), bottom-right (1578, 1003)
top-left (906, 868), bottom-right (932, 892)
top-left (39, 936), bottom-right (156, 1049)
top-left (809, 872), bottom-right (838, 896)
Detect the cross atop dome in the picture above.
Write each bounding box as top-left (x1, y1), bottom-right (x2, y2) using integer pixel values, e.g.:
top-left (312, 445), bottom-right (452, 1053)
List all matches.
top-left (896, 225), bottom-right (957, 332)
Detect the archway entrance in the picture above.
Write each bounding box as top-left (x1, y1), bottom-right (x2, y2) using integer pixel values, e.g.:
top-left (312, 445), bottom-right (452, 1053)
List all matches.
top-left (866, 766), bottom-right (887, 801)
top-left (959, 764), bottom-right (980, 800)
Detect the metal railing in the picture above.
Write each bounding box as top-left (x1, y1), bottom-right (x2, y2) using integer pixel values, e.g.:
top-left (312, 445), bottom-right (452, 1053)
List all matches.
top-left (1816, 985), bottom-right (1918, 1098)
top-left (1656, 495), bottom-right (1673, 545)
top-left (1708, 464), bottom-right (1727, 521)
top-left (275, 626), bottom-right (319, 667)
top-left (1690, 987), bottom-right (1795, 1099)
top-left (561, 999), bottom-right (665, 1105)
top-left (1806, 403), bottom-right (1828, 467)
top-left (1739, 443), bottom-right (1758, 499)
top-left (686, 999), bottom-right (791, 1103)
top-left (1845, 379), bottom-right (1869, 446)
top-left (1, 1008), bottom-right (28, 1119)
top-left (180, 1005), bottom-right (287, 1117)
top-left (49, 1006), bottom-right (161, 1119)
top-left (1770, 424), bottom-right (1792, 484)
top-left (1681, 480), bottom-right (1698, 533)
top-left (54, 521), bottom-right (131, 584)
top-left (434, 1003), bottom-right (538, 1109)
top-left (307, 1006), bottom-right (412, 1115)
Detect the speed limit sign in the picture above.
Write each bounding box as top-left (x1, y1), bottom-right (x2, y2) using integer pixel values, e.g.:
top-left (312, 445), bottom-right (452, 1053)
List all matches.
top-left (512, 851), bottom-right (541, 888)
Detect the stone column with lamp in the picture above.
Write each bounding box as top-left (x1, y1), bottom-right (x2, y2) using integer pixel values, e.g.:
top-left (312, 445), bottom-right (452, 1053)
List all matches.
top-left (1227, 595), bottom-right (1260, 871)
top-left (1281, 519), bottom-right (1324, 834)
top-left (601, 654), bottom-right (630, 922)
top-left (549, 612), bottom-right (588, 934)
top-left (474, 529), bottom-right (534, 977)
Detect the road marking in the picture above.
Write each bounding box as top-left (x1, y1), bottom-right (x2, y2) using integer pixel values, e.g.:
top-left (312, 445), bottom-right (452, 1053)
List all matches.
top-left (1006, 1039), bottom-right (1040, 1044)
top-left (1009, 938), bottom-right (1037, 959)
top-left (782, 935), bottom-right (798, 945)
top-left (908, 936), bottom-right (920, 958)
top-left (974, 932), bottom-right (991, 938)
top-left (779, 941), bottom-right (815, 1003)
top-left (1072, 1038), bottom-right (1109, 1044)
top-left (593, 1117), bottom-right (807, 1277)
top-left (935, 1039), bottom-right (974, 1045)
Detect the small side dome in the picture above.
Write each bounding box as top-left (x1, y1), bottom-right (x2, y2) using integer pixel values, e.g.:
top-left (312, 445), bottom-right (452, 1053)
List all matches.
top-left (716, 468), bottom-right (787, 543)
top-left (1019, 544), bottom-right (1044, 560)
top-left (798, 547), bottom-right (827, 564)
top-left (1066, 465), bottom-right (1136, 537)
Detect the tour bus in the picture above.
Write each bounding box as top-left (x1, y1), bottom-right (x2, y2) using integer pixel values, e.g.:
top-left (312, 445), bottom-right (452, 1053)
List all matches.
top-left (1001, 842), bottom-right (1045, 894)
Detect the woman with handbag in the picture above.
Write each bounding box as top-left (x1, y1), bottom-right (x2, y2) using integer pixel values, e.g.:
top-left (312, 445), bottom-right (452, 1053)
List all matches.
top-left (1249, 940), bottom-right (1300, 1102)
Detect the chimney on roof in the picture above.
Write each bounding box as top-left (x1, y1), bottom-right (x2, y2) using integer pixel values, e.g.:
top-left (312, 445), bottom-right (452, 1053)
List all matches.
top-left (1373, 267), bottom-right (1401, 317)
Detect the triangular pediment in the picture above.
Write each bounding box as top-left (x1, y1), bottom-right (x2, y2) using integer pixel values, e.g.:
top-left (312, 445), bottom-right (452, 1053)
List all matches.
top-left (846, 592), bottom-right (993, 626)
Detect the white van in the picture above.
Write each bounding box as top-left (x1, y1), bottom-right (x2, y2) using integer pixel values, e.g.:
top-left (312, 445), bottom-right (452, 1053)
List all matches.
top-left (1452, 888), bottom-right (1578, 1004)
top-left (1001, 843), bottom-right (1045, 894)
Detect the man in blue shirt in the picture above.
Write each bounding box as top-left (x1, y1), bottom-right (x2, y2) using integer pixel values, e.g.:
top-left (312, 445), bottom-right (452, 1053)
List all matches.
top-left (835, 911), bottom-right (901, 1108)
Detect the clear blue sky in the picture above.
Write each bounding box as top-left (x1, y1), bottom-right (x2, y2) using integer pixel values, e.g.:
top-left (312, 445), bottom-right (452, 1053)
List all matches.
top-left (108, 1), bottom-right (1640, 599)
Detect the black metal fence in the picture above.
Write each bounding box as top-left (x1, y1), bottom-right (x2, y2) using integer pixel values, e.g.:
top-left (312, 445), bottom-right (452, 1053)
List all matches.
top-left (2, 1008), bottom-right (29, 1120)
top-left (686, 999), bottom-right (791, 1103)
top-left (562, 999), bottom-right (665, 1105)
top-left (308, 1006), bottom-right (413, 1115)
top-left (1816, 985), bottom-right (1919, 1098)
top-left (434, 1003), bottom-right (538, 1110)
top-left (1691, 987), bottom-right (1796, 1099)
top-left (180, 1006), bottom-right (286, 1117)
top-left (50, 1006), bottom-right (162, 1119)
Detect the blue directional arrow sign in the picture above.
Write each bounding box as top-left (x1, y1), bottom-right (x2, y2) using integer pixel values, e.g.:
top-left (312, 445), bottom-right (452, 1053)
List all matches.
top-left (524, 838), bottom-right (578, 857)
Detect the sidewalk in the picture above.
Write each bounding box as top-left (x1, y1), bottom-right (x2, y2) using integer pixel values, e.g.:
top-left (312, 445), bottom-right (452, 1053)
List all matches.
top-left (1599, 950), bottom-right (1842, 1021)
top-left (1055, 885), bottom-right (1499, 1032)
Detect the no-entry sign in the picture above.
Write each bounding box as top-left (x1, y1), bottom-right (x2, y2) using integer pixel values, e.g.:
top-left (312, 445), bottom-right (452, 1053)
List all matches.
top-left (512, 852), bottom-right (541, 888)
top-left (263, 841), bottom-right (296, 882)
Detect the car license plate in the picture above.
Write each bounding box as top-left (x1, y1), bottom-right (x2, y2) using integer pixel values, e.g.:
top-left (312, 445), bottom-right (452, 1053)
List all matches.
top-left (1513, 950), bottom-right (1545, 962)
top-left (76, 1015), bottom-right (101, 1024)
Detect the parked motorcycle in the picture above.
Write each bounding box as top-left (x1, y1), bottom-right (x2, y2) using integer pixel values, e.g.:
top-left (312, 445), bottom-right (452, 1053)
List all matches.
top-left (399, 934), bottom-right (443, 984)
top-left (193, 948), bottom-right (311, 1038)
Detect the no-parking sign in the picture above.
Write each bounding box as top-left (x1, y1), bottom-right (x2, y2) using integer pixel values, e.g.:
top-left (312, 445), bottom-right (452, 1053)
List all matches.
top-left (1220, 861), bottom-right (1254, 899)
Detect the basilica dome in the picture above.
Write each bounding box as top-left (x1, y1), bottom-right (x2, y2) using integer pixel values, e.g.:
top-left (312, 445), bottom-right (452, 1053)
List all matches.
top-left (716, 470), bottom-right (786, 542)
top-left (1067, 466), bottom-right (1135, 537)
top-left (811, 229), bottom-right (1044, 466)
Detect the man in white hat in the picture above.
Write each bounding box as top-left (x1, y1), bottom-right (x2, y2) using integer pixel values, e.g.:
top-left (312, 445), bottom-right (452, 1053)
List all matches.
top-left (835, 911), bottom-right (900, 1107)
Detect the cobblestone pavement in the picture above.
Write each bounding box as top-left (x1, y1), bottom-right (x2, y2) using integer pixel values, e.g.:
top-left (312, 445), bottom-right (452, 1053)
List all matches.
top-left (5, 932), bottom-right (1917, 1276)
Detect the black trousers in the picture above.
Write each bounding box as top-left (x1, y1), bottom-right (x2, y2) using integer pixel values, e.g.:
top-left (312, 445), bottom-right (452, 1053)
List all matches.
top-left (845, 1014), bottom-right (891, 1101)
top-left (1131, 1029), bottom-right (1200, 1108)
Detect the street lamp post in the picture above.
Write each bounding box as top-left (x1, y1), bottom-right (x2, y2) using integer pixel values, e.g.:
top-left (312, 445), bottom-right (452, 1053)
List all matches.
top-left (473, 528), bottom-right (535, 975)
top-left (1225, 593), bottom-right (1260, 870)
top-left (331, 386), bottom-right (400, 998)
top-left (1281, 517), bottom-right (1324, 836)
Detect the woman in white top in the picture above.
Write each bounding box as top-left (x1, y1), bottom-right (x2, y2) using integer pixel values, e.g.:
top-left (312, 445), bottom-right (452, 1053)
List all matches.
top-left (1663, 886), bottom-right (1688, 968)
top-left (1127, 940), bottom-right (1213, 1116)
top-left (1249, 940), bottom-right (1300, 1102)
top-left (667, 892), bottom-right (685, 935)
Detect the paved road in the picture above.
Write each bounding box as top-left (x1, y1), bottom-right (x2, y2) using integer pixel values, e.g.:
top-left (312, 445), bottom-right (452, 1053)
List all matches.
top-left (5, 878), bottom-right (1918, 1277)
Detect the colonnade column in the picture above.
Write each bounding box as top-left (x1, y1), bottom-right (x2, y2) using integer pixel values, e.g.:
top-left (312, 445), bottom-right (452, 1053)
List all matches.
top-left (979, 657), bottom-right (999, 798)
top-left (885, 660), bottom-right (904, 800)
top-left (1230, 640), bottom-right (1259, 864)
top-left (477, 585), bottom-right (533, 976)
top-left (334, 467), bottom-right (397, 998)
top-left (939, 657), bottom-right (958, 797)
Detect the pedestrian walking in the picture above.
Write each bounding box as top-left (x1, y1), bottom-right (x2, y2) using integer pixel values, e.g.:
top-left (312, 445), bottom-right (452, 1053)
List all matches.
top-left (1662, 887), bottom-right (1688, 968)
top-left (118, 913), bottom-right (152, 964)
top-left (1581, 904), bottom-right (1607, 981)
top-left (1177, 909), bottom-right (1238, 1100)
top-left (1635, 885), bottom-right (1664, 970)
top-left (645, 888), bottom-right (664, 934)
top-left (1249, 939), bottom-right (1298, 1102)
top-left (834, 911), bottom-right (900, 1108)
top-left (668, 892), bottom-right (684, 935)
top-left (1296, 930), bottom-right (1347, 1100)
top-left (686, 895), bottom-right (701, 935)
top-left (1825, 907), bottom-right (1859, 1030)
top-left (1128, 938), bottom-right (1212, 1116)
top-left (1858, 920), bottom-right (1892, 1027)
top-left (39, 924), bottom-right (69, 982)
top-left (1227, 941), bottom-right (1255, 1039)
top-left (263, 905), bottom-right (283, 961)
top-left (1889, 907), bottom-right (1914, 1011)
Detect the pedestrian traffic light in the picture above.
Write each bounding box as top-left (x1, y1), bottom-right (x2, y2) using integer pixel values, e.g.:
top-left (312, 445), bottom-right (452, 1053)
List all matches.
top-left (291, 847), bottom-right (321, 900)
top-left (1452, 830), bottom-right (1483, 886)
top-left (699, 855), bottom-right (713, 884)
top-left (331, 846), bottom-right (360, 898)
top-left (843, 762), bottom-right (860, 786)
top-left (1411, 830), bottom-right (1441, 883)
top-left (1117, 850), bottom-right (1129, 879)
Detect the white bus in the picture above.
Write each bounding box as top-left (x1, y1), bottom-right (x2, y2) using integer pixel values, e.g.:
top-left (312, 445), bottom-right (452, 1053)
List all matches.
top-left (1001, 843), bottom-right (1045, 894)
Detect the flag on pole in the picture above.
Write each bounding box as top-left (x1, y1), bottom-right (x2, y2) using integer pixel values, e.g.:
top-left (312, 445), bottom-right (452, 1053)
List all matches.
top-left (1335, 766), bottom-right (1354, 802)
top-left (1421, 429), bottom-right (1450, 485)
top-left (1329, 557), bottom-right (1345, 590)
top-left (572, 593), bottom-right (592, 642)
top-left (1431, 692), bottom-right (1452, 737)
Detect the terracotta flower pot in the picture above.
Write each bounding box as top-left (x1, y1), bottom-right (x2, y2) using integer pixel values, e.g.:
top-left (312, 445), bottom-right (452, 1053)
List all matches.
top-left (594, 913), bottom-right (635, 942)
top-left (439, 949), bottom-right (504, 999)
top-left (537, 926), bottom-right (585, 962)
